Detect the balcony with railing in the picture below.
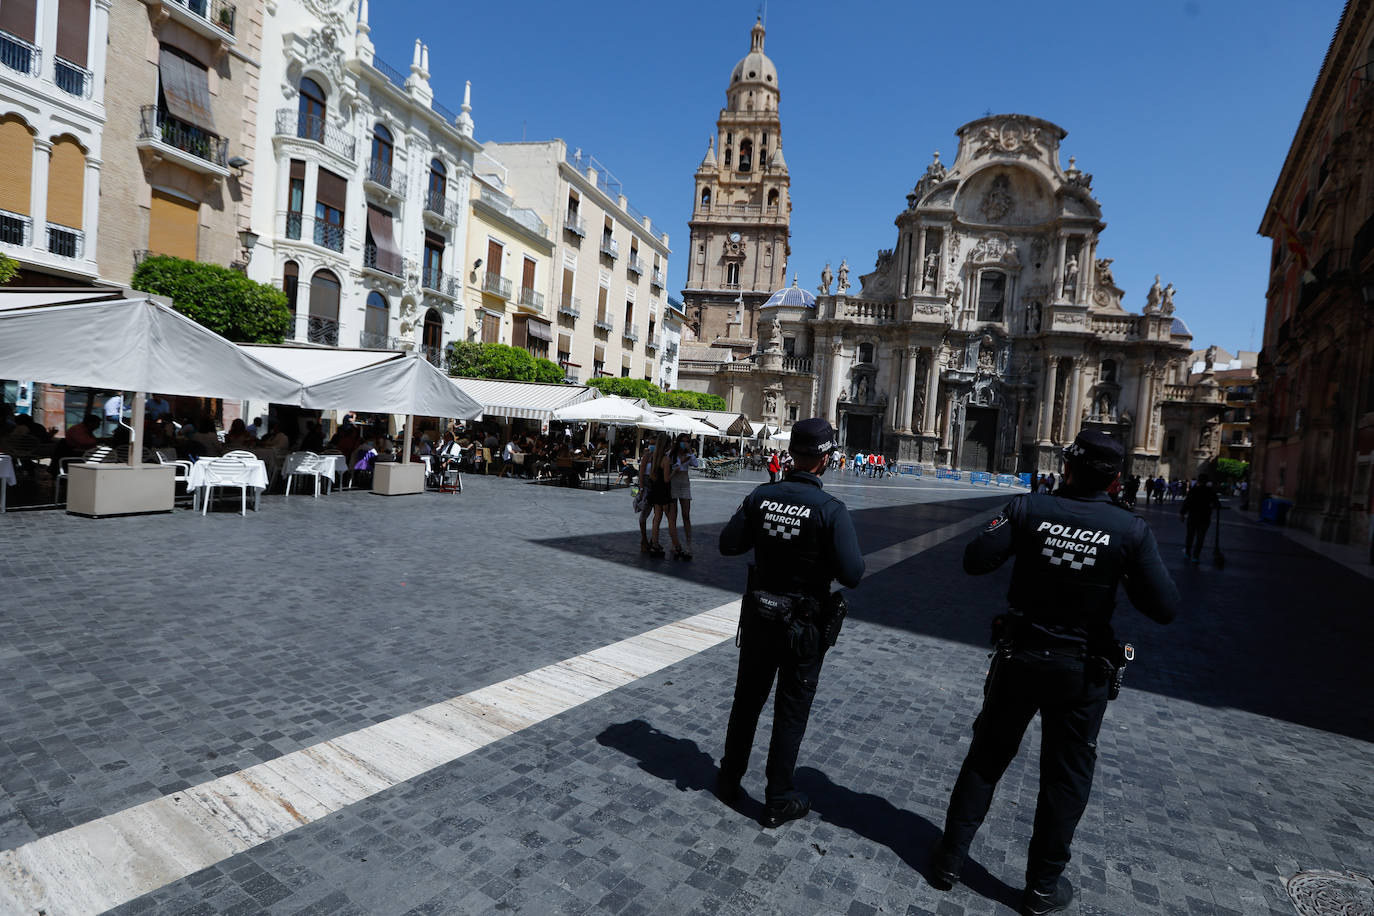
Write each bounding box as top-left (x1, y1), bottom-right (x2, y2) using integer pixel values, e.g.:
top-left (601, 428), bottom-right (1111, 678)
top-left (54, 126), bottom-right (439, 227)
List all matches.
top-left (138, 106), bottom-right (229, 175)
top-left (363, 242), bottom-right (401, 277)
top-left (650, 268), bottom-right (665, 289)
top-left (626, 254), bottom-right (644, 276)
top-left (0, 209), bottom-right (32, 248)
top-left (481, 271), bottom-right (512, 299)
top-left (313, 221), bottom-right (344, 252)
top-left (365, 157), bottom-right (406, 198)
top-left (54, 57), bottom-right (92, 97)
top-left (563, 215), bottom-right (586, 237)
top-left (275, 109), bottom-right (356, 160)
top-left (370, 55), bottom-right (408, 89)
top-left (599, 236), bottom-right (620, 259)
top-left (424, 189), bottom-right (460, 224)
top-left (0, 29), bottom-right (40, 77)
top-left (781, 356), bottom-right (814, 373)
top-left (645, 337), bottom-right (658, 352)
top-left (46, 223), bottom-right (83, 259)
top-left (284, 212), bottom-right (303, 240)
top-left (156, 0), bottom-right (237, 38)
top-left (558, 296), bottom-right (581, 318)
top-left (519, 287), bottom-right (545, 312)
top-left (622, 323), bottom-right (639, 342)
top-left (359, 330), bottom-right (401, 350)
top-left (594, 315), bottom-right (614, 333)
top-left (477, 187), bottom-right (547, 237)
top-left (423, 266), bottom-right (459, 299)
top-left (305, 316), bottom-right (339, 346)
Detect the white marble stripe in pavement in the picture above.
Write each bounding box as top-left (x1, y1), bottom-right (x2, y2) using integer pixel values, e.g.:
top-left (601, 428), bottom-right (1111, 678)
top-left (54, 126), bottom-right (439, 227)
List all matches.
top-left (0, 515), bottom-right (985, 916)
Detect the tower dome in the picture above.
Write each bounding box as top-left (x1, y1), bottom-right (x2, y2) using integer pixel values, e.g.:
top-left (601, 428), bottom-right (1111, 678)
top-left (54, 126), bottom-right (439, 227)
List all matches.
top-left (729, 19), bottom-right (778, 96)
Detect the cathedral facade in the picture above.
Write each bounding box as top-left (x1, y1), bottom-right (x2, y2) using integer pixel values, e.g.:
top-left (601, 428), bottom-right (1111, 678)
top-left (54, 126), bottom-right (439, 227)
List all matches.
top-left (676, 30), bottom-right (1222, 476)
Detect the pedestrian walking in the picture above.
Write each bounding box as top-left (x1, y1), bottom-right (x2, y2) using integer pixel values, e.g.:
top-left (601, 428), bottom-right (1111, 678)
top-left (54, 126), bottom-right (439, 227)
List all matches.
top-left (1180, 473), bottom-right (1221, 564)
top-left (767, 450), bottom-right (781, 483)
top-left (930, 429), bottom-right (1181, 914)
top-left (647, 433), bottom-right (682, 558)
top-left (636, 440), bottom-right (657, 553)
top-left (670, 437), bottom-right (699, 560)
top-left (717, 418), bottom-right (864, 827)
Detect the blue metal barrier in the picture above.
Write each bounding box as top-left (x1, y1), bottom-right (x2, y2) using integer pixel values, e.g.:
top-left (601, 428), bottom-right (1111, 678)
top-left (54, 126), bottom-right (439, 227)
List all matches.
top-left (970, 471), bottom-right (993, 485)
top-left (936, 467), bottom-right (962, 480)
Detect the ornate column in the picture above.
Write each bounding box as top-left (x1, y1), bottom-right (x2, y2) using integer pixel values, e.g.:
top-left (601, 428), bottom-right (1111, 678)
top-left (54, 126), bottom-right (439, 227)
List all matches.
top-left (28, 138), bottom-right (51, 256)
top-left (81, 157), bottom-right (101, 265)
top-left (1133, 365), bottom-right (1153, 450)
top-left (1054, 234), bottom-right (1068, 301)
top-left (1081, 239), bottom-right (1096, 305)
top-left (902, 345), bottom-right (919, 432)
top-left (916, 227), bottom-right (929, 290)
top-left (922, 347), bottom-right (939, 434)
top-left (1065, 355), bottom-right (1085, 440)
top-left (91, 0), bottom-right (112, 107)
top-left (941, 389), bottom-right (957, 450)
top-left (827, 340), bottom-right (845, 425)
top-left (1038, 355), bottom-right (1059, 444)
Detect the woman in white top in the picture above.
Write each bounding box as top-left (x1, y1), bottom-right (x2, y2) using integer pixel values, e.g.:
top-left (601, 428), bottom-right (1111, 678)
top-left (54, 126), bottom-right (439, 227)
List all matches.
top-left (669, 437), bottom-right (699, 560)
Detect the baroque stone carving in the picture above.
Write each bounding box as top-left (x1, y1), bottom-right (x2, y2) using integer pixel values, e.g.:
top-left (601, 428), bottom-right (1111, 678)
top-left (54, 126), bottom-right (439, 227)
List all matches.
top-left (819, 262), bottom-right (832, 295)
top-left (1095, 257), bottom-right (1115, 289)
top-left (837, 259), bottom-right (850, 293)
top-left (1145, 274), bottom-right (1163, 313)
top-left (1161, 283), bottom-right (1176, 316)
top-left (967, 234), bottom-right (1020, 268)
top-left (978, 174), bottom-right (1015, 222)
top-left (972, 120), bottom-right (1044, 160)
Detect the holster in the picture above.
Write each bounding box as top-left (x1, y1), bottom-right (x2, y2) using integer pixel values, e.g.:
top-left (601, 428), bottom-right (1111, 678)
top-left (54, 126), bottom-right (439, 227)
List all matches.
top-left (1090, 640), bottom-right (1133, 700)
top-left (984, 614), bottom-right (1016, 698)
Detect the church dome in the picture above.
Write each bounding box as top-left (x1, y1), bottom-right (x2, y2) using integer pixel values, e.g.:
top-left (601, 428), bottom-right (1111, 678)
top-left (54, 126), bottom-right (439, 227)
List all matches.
top-left (730, 20), bottom-right (778, 91)
top-left (762, 277), bottom-right (815, 309)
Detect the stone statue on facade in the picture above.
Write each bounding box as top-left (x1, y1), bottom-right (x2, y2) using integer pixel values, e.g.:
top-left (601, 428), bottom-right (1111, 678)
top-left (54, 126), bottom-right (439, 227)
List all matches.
top-left (765, 391), bottom-right (777, 415)
top-left (837, 259), bottom-right (850, 293)
top-left (1204, 344), bottom-right (1217, 372)
top-left (1095, 257), bottom-right (1116, 289)
top-left (855, 374), bottom-right (868, 403)
top-left (1024, 302), bottom-right (1042, 333)
top-left (923, 251), bottom-right (938, 290)
top-left (1145, 274), bottom-right (1163, 313)
top-left (1062, 254), bottom-right (1079, 297)
top-left (768, 316), bottom-right (783, 352)
top-left (819, 262), bottom-right (833, 295)
top-left (1161, 283), bottom-right (1176, 316)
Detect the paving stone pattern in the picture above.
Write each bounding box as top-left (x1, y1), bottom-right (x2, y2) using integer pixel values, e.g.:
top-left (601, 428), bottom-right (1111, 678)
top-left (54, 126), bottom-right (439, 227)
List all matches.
top-left (1, 472), bottom-right (1370, 914)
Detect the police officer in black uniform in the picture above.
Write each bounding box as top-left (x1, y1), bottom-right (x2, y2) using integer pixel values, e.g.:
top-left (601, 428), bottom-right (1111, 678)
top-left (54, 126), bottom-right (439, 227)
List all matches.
top-left (931, 429), bottom-right (1182, 915)
top-left (717, 417), bottom-right (865, 827)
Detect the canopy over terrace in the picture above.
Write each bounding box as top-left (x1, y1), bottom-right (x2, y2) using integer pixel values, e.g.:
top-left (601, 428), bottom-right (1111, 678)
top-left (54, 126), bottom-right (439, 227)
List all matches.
top-left (448, 377), bottom-right (597, 423)
top-left (550, 395), bottom-right (663, 428)
top-left (653, 407), bottom-right (752, 437)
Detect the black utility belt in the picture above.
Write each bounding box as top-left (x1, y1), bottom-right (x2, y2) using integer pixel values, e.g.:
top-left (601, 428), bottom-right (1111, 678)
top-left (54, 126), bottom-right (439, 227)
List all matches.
top-left (743, 590), bottom-right (847, 649)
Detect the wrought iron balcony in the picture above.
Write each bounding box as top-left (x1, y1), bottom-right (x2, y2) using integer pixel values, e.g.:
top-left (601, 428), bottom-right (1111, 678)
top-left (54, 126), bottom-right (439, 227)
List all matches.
top-left (481, 271), bottom-right (512, 299)
top-left (622, 323), bottom-right (639, 342)
top-left (139, 106), bottom-right (228, 169)
top-left (363, 242), bottom-right (401, 277)
top-left (645, 338), bottom-right (658, 352)
top-left (0, 29), bottom-right (40, 77)
top-left (366, 157), bottom-right (406, 197)
top-left (423, 266), bottom-right (459, 298)
top-left (359, 330), bottom-right (401, 350)
top-left (424, 189), bottom-right (459, 223)
top-left (0, 209), bottom-right (31, 247)
top-left (651, 268), bottom-right (665, 289)
top-left (594, 316), bottom-right (614, 333)
top-left (563, 215), bottom-right (586, 237)
top-left (313, 221), bottom-right (344, 252)
top-left (46, 223), bottom-right (83, 259)
top-left (558, 297), bottom-right (581, 318)
top-left (626, 254), bottom-right (644, 276)
top-left (306, 316), bottom-right (339, 346)
top-left (54, 57), bottom-right (92, 97)
top-left (284, 212), bottom-right (303, 240)
top-left (600, 236), bottom-right (619, 259)
top-left (276, 109), bottom-right (356, 160)
top-left (167, 0), bottom-right (237, 35)
top-left (519, 287), bottom-right (545, 311)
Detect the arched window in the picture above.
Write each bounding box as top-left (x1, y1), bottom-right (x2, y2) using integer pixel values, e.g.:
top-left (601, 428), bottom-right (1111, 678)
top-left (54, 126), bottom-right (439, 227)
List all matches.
top-left (297, 78), bottom-right (326, 142)
top-left (858, 342), bottom-right (874, 364)
top-left (767, 188), bottom-right (779, 208)
top-left (422, 308), bottom-right (443, 365)
top-left (282, 260), bottom-right (300, 320)
top-left (1100, 359), bottom-right (1117, 383)
top-left (0, 116), bottom-right (35, 238)
top-left (46, 136), bottom-right (85, 256)
top-left (738, 138), bottom-right (753, 172)
top-left (308, 268), bottom-right (341, 345)
top-left (428, 158), bottom-right (446, 210)
top-left (364, 291), bottom-right (389, 346)
top-left (976, 271), bottom-right (1006, 322)
top-left (725, 262), bottom-right (740, 286)
top-left (700, 187), bottom-right (711, 208)
top-left (370, 124), bottom-right (393, 186)
top-left (724, 147), bottom-right (732, 168)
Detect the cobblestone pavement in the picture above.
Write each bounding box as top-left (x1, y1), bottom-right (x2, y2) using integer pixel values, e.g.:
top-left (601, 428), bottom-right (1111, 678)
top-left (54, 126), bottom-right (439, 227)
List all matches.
top-left (0, 471), bottom-right (1370, 915)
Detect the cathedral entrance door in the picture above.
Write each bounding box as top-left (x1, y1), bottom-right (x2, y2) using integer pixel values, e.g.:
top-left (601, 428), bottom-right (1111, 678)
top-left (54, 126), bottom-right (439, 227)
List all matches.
top-left (845, 414), bottom-right (874, 452)
top-left (961, 406), bottom-right (997, 472)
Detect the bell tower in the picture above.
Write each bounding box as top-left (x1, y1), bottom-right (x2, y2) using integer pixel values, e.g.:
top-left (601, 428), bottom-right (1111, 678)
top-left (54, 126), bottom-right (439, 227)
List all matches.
top-left (682, 18), bottom-right (791, 350)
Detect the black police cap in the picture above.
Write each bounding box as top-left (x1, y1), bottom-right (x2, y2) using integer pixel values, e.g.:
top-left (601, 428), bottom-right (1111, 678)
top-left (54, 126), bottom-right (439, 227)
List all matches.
top-left (789, 417), bottom-right (838, 456)
top-left (1062, 428), bottom-right (1125, 473)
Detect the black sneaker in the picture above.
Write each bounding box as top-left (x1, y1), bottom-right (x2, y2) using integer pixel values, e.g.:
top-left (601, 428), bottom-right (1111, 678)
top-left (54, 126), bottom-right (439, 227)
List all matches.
top-left (928, 846), bottom-right (961, 891)
top-left (761, 794), bottom-right (809, 828)
top-left (1021, 877), bottom-right (1073, 915)
top-left (715, 772), bottom-right (740, 805)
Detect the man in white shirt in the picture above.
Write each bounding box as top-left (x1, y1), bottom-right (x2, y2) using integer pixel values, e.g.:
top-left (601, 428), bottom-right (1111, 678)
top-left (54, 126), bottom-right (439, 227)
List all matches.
top-left (500, 436), bottom-right (522, 477)
top-left (102, 393), bottom-right (124, 437)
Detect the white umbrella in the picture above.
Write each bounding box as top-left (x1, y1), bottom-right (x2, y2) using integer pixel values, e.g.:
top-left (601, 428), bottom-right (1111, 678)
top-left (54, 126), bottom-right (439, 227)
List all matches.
top-left (767, 430), bottom-right (792, 447)
top-left (653, 413), bottom-right (719, 436)
top-left (551, 395), bottom-right (663, 426)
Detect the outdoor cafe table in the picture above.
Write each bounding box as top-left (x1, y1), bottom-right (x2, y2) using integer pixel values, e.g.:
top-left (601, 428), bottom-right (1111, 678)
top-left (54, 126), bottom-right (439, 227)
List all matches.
top-left (0, 454), bottom-right (15, 512)
top-left (187, 456), bottom-right (270, 512)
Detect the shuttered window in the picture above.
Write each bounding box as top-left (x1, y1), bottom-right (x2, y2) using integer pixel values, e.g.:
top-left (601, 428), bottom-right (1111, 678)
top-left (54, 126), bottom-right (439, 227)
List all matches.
top-left (316, 168), bottom-right (347, 211)
top-left (561, 267), bottom-right (575, 308)
top-left (56, 0), bottom-right (90, 66)
top-left (481, 311), bottom-right (500, 343)
top-left (0, 0), bottom-right (37, 42)
top-left (148, 190), bottom-right (199, 259)
top-left (486, 238), bottom-right (503, 275)
top-left (158, 46), bottom-right (214, 131)
top-left (46, 137), bottom-right (85, 229)
top-left (0, 117), bottom-right (33, 216)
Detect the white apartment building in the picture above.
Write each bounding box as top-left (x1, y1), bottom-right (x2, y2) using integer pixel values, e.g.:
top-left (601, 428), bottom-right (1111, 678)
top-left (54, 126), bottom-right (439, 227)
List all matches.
top-left (485, 140), bottom-right (670, 384)
top-left (0, 0), bottom-right (107, 283)
top-left (659, 294), bottom-right (685, 389)
top-left (247, 0), bottom-right (478, 362)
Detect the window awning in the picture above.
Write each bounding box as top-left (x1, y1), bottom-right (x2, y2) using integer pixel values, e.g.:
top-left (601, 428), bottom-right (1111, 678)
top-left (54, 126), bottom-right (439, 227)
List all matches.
top-left (158, 47), bottom-right (214, 131)
top-left (316, 168), bottom-right (348, 211)
top-left (366, 205), bottom-right (401, 274)
top-left (525, 317), bottom-right (552, 343)
top-left (449, 377), bottom-right (597, 422)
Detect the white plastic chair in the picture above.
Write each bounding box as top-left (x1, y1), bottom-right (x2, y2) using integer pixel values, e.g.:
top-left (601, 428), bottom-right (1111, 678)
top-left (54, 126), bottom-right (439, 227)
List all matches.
top-left (155, 449), bottom-right (193, 503)
top-left (55, 446), bottom-right (114, 504)
top-left (284, 452), bottom-right (331, 499)
top-left (200, 457), bottom-right (252, 517)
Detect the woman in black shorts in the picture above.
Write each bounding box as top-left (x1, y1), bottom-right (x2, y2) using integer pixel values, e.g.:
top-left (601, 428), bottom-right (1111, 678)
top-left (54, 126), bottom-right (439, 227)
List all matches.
top-left (647, 432), bottom-right (681, 558)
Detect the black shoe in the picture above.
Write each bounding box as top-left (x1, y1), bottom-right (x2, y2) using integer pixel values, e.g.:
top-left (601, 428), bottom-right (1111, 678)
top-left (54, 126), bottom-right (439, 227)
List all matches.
top-left (715, 772), bottom-right (740, 805)
top-left (928, 846), bottom-right (961, 891)
top-left (1021, 877), bottom-right (1073, 915)
top-left (761, 794), bottom-right (809, 828)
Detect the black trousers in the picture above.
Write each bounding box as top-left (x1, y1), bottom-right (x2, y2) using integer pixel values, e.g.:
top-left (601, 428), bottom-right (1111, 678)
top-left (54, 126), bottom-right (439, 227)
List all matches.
top-left (1184, 513), bottom-right (1211, 558)
top-left (940, 651), bottom-right (1109, 894)
top-left (720, 612), bottom-right (825, 802)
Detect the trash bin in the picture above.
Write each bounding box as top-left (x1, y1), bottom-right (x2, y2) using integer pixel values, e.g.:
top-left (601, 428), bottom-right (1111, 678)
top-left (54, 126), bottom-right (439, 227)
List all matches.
top-left (1260, 497), bottom-right (1293, 525)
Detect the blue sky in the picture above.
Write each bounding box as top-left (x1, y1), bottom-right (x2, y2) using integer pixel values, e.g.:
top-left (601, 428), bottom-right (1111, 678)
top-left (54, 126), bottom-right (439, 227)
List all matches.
top-left (372, 0), bottom-right (1343, 354)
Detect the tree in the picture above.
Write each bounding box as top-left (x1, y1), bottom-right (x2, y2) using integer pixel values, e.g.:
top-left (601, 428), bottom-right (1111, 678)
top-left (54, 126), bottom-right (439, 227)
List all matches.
top-left (659, 389), bottom-right (728, 411)
top-left (446, 341), bottom-right (567, 383)
top-left (0, 253), bottom-right (17, 285)
top-left (586, 377), bottom-right (661, 401)
top-left (1215, 457), bottom-right (1249, 484)
top-left (131, 254), bottom-right (292, 343)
